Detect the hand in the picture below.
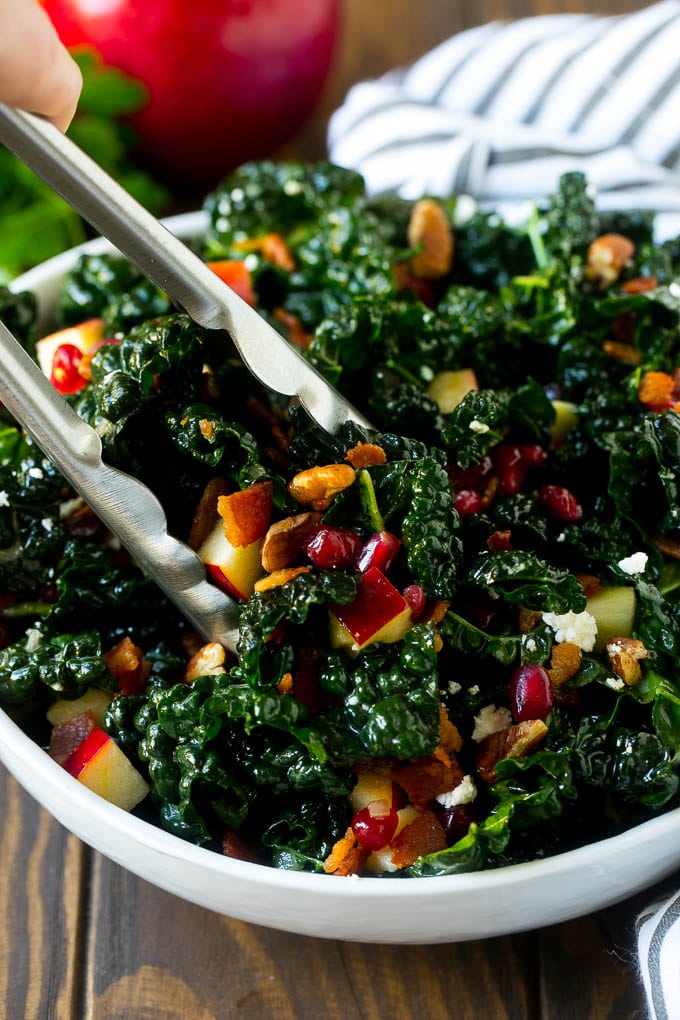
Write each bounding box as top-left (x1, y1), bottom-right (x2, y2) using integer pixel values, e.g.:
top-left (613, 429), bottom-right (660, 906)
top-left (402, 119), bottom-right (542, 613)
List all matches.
top-left (0, 0), bottom-right (82, 130)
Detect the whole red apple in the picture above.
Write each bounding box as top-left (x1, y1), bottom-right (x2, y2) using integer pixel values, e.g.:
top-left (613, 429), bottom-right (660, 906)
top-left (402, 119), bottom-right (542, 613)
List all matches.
top-left (44, 0), bottom-right (340, 186)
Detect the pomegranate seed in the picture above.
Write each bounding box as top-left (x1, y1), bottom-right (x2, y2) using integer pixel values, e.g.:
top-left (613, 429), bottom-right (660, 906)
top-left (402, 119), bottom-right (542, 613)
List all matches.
top-left (509, 664), bottom-right (553, 722)
top-left (455, 489), bottom-right (483, 516)
top-left (351, 800), bottom-right (399, 851)
top-left (397, 273), bottom-right (437, 307)
top-left (402, 584), bottom-right (426, 621)
top-left (50, 343), bottom-right (87, 395)
top-left (434, 802), bottom-right (478, 844)
top-left (304, 525), bottom-right (362, 570)
top-left (539, 485), bottom-right (583, 522)
top-left (355, 531), bottom-right (401, 574)
top-left (492, 445), bottom-right (527, 495)
top-left (517, 444), bottom-right (547, 467)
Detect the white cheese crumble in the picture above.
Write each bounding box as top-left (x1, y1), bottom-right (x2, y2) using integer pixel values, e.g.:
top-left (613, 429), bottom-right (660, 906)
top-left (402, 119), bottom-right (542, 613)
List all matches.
top-left (41, 518), bottom-right (53, 533)
top-left (0, 491), bottom-right (8, 507)
top-left (25, 628), bottom-right (42, 652)
top-left (58, 496), bottom-right (85, 520)
top-left (447, 680), bottom-right (462, 696)
top-left (523, 637), bottom-right (537, 653)
top-left (605, 675), bottom-right (626, 691)
top-left (472, 704), bottom-right (512, 742)
top-left (542, 610), bottom-right (598, 652)
top-left (469, 419), bottom-right (490, 434)
top-left (468, 684), bottom-right (480, 696)
top-left (244, 253), bottom-right (259, 272)
top-left (28, 467), bottom-right (43, 480)
top-left (617, 551), bottom-right (648, 575)
top-left (556, 532), bottom-right (566, 543)
top-left (436, 775), bottom-right (478, 808)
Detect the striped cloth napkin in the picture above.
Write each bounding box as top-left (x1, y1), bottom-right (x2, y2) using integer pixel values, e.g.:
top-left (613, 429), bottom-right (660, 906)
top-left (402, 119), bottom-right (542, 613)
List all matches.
top-left (328, 4), bottom-right (680, 1015)
top-left (328, 0), bottom-right (680, 240)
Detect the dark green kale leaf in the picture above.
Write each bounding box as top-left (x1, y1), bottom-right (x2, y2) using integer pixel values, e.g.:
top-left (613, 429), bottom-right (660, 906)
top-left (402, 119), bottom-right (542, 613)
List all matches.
top-left (609, 412), bottom-right (680, 537)
top-left (542, 171), bottom-right (598, 266)
top-left (441, 383), bottom-right (554, 466)
top-left (401, 455), bottom-right (462, 597)
top-left (439, 610), bottom-right (552, 667)
top-left (164, 403), bottom-right (260, 474)
top-left (0, 287), bottom-right (37, 349)
top-left (56, 252), bottom-right (170, 331)
top-left (468, 550), bottom-right (586, 613)
top-left (454, 211), bottom-right (534, 288)
top-left (263, 795), bottom-right (351, 871)
top-left (0, 630), bottom-right (113, 705)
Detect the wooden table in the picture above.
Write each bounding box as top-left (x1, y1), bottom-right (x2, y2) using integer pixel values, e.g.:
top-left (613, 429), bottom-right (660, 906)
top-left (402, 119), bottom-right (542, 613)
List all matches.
top-left (5, 1), bottom-right (676, 1016)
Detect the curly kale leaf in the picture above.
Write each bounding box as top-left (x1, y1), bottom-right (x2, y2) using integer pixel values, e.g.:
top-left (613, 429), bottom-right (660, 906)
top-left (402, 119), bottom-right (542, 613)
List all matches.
top-left (401, 455), bottom-right (462, 597)
top-left (164, 403), bottom-right (260, 474)
top-left (468, 550), bottom-right (586, 613)
top-left (441, 382), bottom-right (554, 466)
top-left (0, 630), bottom-right (113, 705)
top-left (542, 171), bottom-right (598, 266)
top-left (263, 795), bottom-right (351, 870)
top-left (439, 610), bottom-right (552, 667)
top-left (56, 252), bottom-right (169, 331)
top-left (609, 412), bottom-right (680, 537)
top-left (0, 287), bottom-right (37, 349)
top-left (454, 210), bottom-right (534, 288)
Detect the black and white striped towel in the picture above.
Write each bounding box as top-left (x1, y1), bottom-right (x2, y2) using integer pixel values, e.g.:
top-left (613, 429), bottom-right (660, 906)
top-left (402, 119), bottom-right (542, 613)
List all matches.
top-left (328, 0), bottom-right (680, 239)
top-left (331, 4), bottom-right (680, 1014)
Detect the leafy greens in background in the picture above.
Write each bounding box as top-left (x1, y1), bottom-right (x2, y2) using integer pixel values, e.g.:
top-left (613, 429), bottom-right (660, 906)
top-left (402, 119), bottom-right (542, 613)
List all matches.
top-left (0, 49), bottom-right (169, 282)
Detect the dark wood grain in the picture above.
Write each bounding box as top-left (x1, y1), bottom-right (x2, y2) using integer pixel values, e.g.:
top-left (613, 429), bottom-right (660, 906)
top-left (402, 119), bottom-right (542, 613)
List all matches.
top-left (2, 2), bottom-right (676, 1017)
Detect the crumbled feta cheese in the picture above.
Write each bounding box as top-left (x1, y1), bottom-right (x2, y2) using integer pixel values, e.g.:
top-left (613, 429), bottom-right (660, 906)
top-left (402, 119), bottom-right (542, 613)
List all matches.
top-left (59, 496), bottom-right (85, 520)
top-left (556, 532), bottom-right (566, 543)
top-left (230, 187), bottom-right (245, 202)
top-left (523, 637), bottom-right (537, 653)
top-left (283, 179), bottom-right (302, 196)
top-left (468, 684), bottom-right (480, 696)
top-left (617, 551), bottom-right (648, 575)
top-left (436, 775), bottom-right (478, 808)
top-left (0, 491), bottom-right (8, 507)
top-left (28, 467), bottom-right (43, 479)
top-left (472, 704), bottom-right (512, 742)
top-left (447, 680), bottom-right (462, 696)
top-left (606, 675), bottom-right (626, 691)
top-left (244, 253), bottom-right (259, 272)
top-left (469, 419), bottom-right (490, 434)
top-left (25, 628), bottom-right (42, 652)
top-left (542, 610), bottom-right (598, 652)
top-left (452, 194), bottom-right (477, 226)
top-left (41, 518), bottom-right (53, 532)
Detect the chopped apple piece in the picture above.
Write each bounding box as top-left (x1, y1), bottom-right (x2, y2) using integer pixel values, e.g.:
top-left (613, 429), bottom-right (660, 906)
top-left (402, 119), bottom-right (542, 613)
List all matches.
top-left (365, 805), bottom-right (420, 874)
top-left (47, 688), bottom-right (114, 728)
top-left (198, 519), bottom-right (264, 600)
top-left (329, 566), bottom-right (413, 655)
top-left (427, 369), bottom-right (479, 415)
top-left (349, 768), bottom-right (397, 814)
top-left (549, 400), bottom-right (579, 446)
top-left (64, 727), bottom-right (149, 812)
top-left (36, 318), bottom-right (105, 379)
top-left (586, 586), bottom-right (636, 652)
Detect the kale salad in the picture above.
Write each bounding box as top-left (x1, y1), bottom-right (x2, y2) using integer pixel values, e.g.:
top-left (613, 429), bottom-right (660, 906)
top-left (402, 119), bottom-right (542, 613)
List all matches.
top-left (2, 164), bottom-right (680, 877)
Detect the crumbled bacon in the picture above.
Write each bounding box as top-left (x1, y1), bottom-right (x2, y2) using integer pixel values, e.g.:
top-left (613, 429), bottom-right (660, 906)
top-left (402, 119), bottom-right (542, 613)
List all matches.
top-left (574, 573), bottom-right (602, 599)
top-left (273, 308), bottom-right (312, 349)
top-left (486, 529), bottom-right (513, 552)
top-left (104, 636), bottom-right (150, 695)
top-left (323, 827), bottom-right (369, 876)
top-left (217, 481), bottom-right (274, 547)
top-left (548, 641), bottom-right (582, 686)
top-left (602, 340), bottom-right (641, 365)
top-left (345, 442), bottom-right (387, 469)
top-left (390, 810), bottom-right (447, 868)
top-left (392, 750), bottom-right (464, 810)
top-left (638, 371), bottom-right (676, 410)
top-left (439, 705), bottom-right (463, 754)
top-left (622, 275), bottom-right (658, 294)
top-left (476, 719), bottom-right (549, 783)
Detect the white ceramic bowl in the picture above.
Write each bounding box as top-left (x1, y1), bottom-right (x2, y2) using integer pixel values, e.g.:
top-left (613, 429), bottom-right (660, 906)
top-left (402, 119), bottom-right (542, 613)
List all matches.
top-left (3, 214), bottom-right (680, 944)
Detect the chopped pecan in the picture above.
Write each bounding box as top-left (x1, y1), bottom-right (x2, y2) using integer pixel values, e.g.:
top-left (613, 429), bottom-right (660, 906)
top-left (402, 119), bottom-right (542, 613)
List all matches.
top-left (574, 572), bottom-right (602, 599)
top-left (439, 704), bottom-right (463, 754)
top-left (518, 606), bottom-right (543, 634)
top-left (390, 810), bottom-right (447, 869)
top-left (49, 711), bottom-right (95, 765)
top-left (606, 636), bottom-right (648, 686)
top-left (184, 642), bottom-right (226, 683)
top-left (187, 477), bottom-right (229, 551)
top-left (323, 827), bottom-right (369, 876)
top-left (548, 641), bottom-right (582, 686)
top-left (654, 533), bottom-right (680, 559)
top-left (261, 512), bottom-right (322, 573)
top-left (287, 463), bottom-right (356, 511)
top-left (392, 750), bottom-right (464, 810)
top-left (585, 234), bottom-right (635, 288)
top-left (602, 340), bottom-right (641, 365)
top-left (253, 566), bottom-right (310, 592)
top-left (217, 481), bottom-right (273, 547)
top-left (407, 198), bottom-right (454, 279)
top-left (345, 442), bottom-right (387, 469)
top-left (476, 719), bottom-right (549, 783)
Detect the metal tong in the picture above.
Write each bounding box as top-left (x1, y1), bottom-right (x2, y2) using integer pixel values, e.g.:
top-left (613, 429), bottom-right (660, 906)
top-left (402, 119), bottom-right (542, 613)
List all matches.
top-left (0, 104), bottom-right (370, 651)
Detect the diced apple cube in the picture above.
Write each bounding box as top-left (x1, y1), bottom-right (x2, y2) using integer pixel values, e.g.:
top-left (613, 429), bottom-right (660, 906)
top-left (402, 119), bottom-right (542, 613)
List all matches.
top-left (198, 519), bottom-right (264, 600)
top-left (586, 586), bottom-right (636, 652)
top-left (329, 566), bottom-right (413, 656)
top-left (549, 400), bottom-right (579, 446)
top-left (427, 369), bottom-right (479, 415)
top-left (349, 768), bottom-right (397, 814)
top-left (47, 687), bottom-right (114, 728)
top-left (36, 318), bottom-right (105, 378)
top-left (64, 727), bottom-right (149, 812)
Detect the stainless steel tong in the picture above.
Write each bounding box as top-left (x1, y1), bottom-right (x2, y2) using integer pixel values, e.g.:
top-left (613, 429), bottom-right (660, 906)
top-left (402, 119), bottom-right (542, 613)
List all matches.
top-left (0, 104), bottom-right (370, 651)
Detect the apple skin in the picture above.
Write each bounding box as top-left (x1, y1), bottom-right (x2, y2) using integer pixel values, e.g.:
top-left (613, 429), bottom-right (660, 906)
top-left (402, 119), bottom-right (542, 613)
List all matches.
top-left (44, 0), bottom-right (340, 186)
top-left (36, 318), bottom-right (104, 379)
top-left (199, 520), bottom-right (264, 601)
top-left (329, 566), bottom-right (413, 655)
top-left (426, 369), bottom-right (479, 415)
top-left (64, 727), bottom-right (149, 811)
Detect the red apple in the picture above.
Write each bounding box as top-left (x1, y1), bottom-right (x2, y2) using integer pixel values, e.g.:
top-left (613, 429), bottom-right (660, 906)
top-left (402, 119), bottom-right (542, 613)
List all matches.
top-left (329, 566), bottom-right (413, 655)
top-left (44, 0), bottom-right (340, 186)
top-left (199, 519), bottom-right (264, 601)
top-left (36, 318), bottom-right (105, 390)
top-left (63, 726), bottom-right (149, 811)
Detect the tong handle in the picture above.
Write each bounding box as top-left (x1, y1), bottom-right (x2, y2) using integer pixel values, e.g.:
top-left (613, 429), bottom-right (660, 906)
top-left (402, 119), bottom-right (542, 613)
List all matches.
top-left (0, 322), bottom-right (240, 651)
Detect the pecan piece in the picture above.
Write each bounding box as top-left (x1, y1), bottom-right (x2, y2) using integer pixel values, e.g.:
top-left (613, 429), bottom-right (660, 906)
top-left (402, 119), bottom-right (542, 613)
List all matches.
top-left (253, 566), bottom-right (310, 592)
top-left (548, 641), bottom-right (582, 687)
top-left (606, 637), bottom-right (648, 686)
top-left (476, 719), bottom-right (549, 783)
top-left (287, 463), bottom-right (356, 511)
top-left (585, 233), bottom-right (635, 288)
top-left (184, 642), bottom-right (226, 683)
top-left (407, 198), bottom-right (454, 279)
top-left (261, 512), bottom-right (322, 573)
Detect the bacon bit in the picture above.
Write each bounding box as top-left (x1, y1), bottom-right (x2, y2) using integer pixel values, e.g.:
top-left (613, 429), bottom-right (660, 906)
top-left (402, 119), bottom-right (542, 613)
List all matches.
top-left (407, 199), bottom-right (454, 279)
top-left (184, 642), bottom-right (226, 683)
top-left (622, 275), bottom-right (658, 294)
top-left (253, 566), bottom-right (310, 593)
top-left (217, 481), bottom-right (274, 548)
top-left (653, 533), bottom-right (680, 559)
top-left (392, 752), bottom-right (464, 810)
top-left (439, 704), bottom-right (463, 754)
top-left (518, 606), bottom-right (543, 634)
top-left (585, 234), bottom-right (635, 288)
top-left (575, 573), bottom-right (602, 599)
top-left (221, 827), bottom-right (260, 863)
top-left (602, 340), bottom-right (641, 365)
top-left (104, 636), bottom-right (150, 695)
top-left (49, 711), bottom-right (95, 765)
top-left (187, 477), bottom-right (229, 551)
top-left (390, 810), bottom-right (447, 869)
top-left (277, 672), bottom-right (294, 695)
top-left (323, 827), bottom-right (369, 876)
top-left (476, 719), bottom-right (549, 783)
top-left (345, 442), bottom-right (387, 469)
top-left (199, 418), bottom-right (215, 440)
top-left (638, 370), bottom-right (675, 410)
top-left (487, 529), bottom-right (513, 552)
top-left (288, 464), bottom-right (356, 511)
top-left (606, 637), bottom-right (648, 686)
top-left (548, 641), bottom-right (582, 687)
top-left (272, 307), bottom-right (313, 349)
top-left (261, 512), bottom-right (322, 573)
